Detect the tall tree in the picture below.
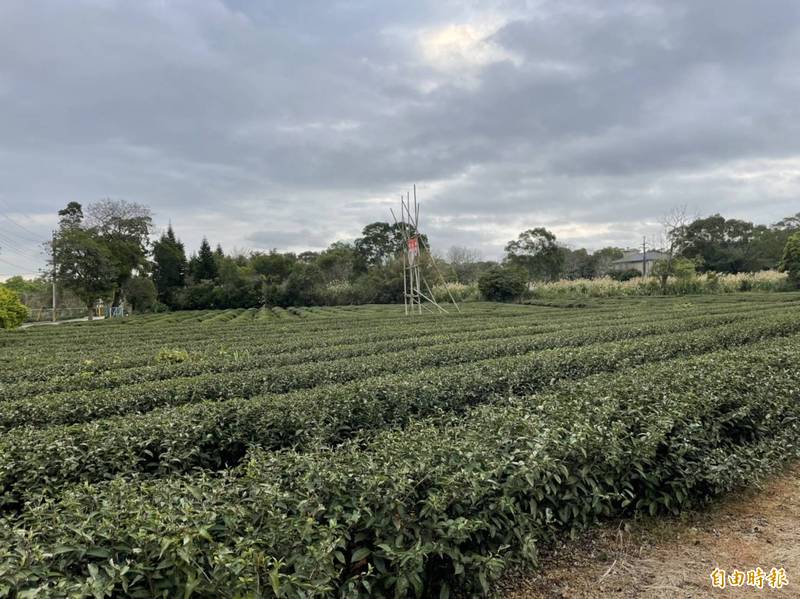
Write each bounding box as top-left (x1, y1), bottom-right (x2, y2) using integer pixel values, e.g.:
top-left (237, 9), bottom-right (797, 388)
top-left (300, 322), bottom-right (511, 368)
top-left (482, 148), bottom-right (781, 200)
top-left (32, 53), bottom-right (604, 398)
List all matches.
top-left (193, 238), bottom-right (218, 281)
top-left (354, 222), bottom-right (427, 268)
top-left (354, 222), bottom-right (404, 267)
top-left (446, 246), bottom-right (484, 283)
top-left (152, 225), bottom-right (187, 307)
top-left (51, 202), bottom-right (115, 318)
top-left (561, 248), bottom-right (595, 280)
top-left (781, 232), bottom-right (800, 289)
top-left (591, 247), bottom-right (624, 277)
top-left (250, 250), bottom-right (296, 283)
top-left (317, 242), bottom-right (357, 283)
top-left (86, 199), bottom-right (153, 306)
top-left (504, 228), bottom-right (564, 281)
top-left (675, 214), bottom-right (759, 273)
top-left (655, 206), bottom-right (691, 293)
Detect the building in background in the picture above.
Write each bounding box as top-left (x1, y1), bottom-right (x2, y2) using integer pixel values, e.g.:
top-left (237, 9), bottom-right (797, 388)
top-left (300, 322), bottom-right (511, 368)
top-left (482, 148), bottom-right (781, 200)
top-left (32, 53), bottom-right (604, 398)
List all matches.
top-left (610, 250), bottom-right (670, 276)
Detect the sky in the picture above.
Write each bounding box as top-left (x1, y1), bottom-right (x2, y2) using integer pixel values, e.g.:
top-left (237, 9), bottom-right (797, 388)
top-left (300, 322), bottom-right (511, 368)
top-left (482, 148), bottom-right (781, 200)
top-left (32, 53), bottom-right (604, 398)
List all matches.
top-left (1, 0), bottom-right (799, 277)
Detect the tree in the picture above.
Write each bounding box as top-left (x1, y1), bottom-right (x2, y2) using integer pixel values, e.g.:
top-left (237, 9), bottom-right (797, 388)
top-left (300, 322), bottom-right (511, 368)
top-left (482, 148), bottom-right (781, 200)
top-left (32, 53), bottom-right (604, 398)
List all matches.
top-left (478, 265), bottom-right (527, 302)
top-left (123, 276), bottom-right (157, 312)
top-left (354, 222), bottom-right (426, 268)
top-left (446, 246), bottom-right (484, 283)
top-left (780, 232), bottom-right (800, 289)
top-left (86, 199), bottom-right (153, 306)
top-left (656, 206), bottom-right (691, 293)
top-left (298, 251), bottom-right (320, 264)
top-left (504, 228), bottom-right (564, 281)
top-left (749, 212), bottom-right (800, 270)
top-left (561, 248), bottom-right (595, 280)
top-left (591, 247), bottom-right (624, 277)
top-left (317, 242), bottom-right (357, 283)
top-left (653, 256), bottom-right (696, 281)
top-left (675, 214), bottom-right (759, 273)
top-left (51, 202), bottom-right (116, 319)
top-left (0, 287), bottom-right (28, 329)
top-left (57, 201), bottom-right (84, 228)
top-left (351, 260), bottom-right (406, 304)
top-left (52, 226), bottom-right (115, 318)
top-left (152, 225), bottom-right (187, 307)
top-left (250, 251), bottom-right (296, 283)
top-left (1, 276), bottom-right (48, 297)
top-left (192, 238), bottom-right (218, 281)
top-left (282, 263), bottom-right (323, 306)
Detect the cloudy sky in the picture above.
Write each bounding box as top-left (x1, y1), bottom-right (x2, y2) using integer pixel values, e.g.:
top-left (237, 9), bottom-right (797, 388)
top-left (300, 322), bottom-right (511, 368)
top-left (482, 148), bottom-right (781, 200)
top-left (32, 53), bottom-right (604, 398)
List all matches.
top-left (1, 0), bottom-right (799, 276)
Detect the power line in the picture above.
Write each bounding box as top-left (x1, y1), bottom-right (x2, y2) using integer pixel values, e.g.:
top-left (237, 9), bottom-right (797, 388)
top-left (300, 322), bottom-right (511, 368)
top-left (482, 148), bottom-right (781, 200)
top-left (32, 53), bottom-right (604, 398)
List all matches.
top-left (0, 238), bottom-right (44, 261)
top-left (0, 223), bottom-right (44, 250)
top-left (0, 255), bottom-right (34, 272)
top-left (0, 197), bottom-right (45, 242)
top-left (0, 224), bottom-right (43, 250)
top-left (0, 216), bottom-right (42, 246)
top-left (0, 228), bottom-right (42, 248)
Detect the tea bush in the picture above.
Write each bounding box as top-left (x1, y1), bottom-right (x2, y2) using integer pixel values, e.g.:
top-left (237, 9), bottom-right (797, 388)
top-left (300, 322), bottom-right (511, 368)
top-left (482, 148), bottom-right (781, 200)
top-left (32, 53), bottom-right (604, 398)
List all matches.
top-left (1, 296), bottom-right (799, 596)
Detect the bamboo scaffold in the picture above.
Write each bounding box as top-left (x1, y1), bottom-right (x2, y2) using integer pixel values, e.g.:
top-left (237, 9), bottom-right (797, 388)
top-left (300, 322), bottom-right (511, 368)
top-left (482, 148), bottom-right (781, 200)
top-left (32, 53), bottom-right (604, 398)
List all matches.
top-left (391, 185), bottom-right (460, 315)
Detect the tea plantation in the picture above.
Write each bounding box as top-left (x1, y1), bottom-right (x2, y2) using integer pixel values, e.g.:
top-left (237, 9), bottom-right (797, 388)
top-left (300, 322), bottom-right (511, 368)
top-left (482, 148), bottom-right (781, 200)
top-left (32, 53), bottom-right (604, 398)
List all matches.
top-left (1, 295), bottom-right (800, 597)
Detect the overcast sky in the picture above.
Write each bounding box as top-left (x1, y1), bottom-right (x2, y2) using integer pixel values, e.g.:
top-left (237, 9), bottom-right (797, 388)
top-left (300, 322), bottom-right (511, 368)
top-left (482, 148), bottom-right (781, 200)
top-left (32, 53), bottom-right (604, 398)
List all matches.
top-left (1, 0), bottom-right (799, 276)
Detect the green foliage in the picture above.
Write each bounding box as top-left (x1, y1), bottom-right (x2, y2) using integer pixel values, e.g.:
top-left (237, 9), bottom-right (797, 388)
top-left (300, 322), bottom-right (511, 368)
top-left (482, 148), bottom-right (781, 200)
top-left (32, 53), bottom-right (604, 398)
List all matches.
top-left (52, 225), bottom-right (115, 311)
top-left (0, 287), bottom-right (28, 329)
top-left (152, 225), bottom-right (187, 306)
top-left (478, 265), bottom-right (527, 301)
top-left (191, 237), bottom-right (218, 281)
top-left (1, 276), bottom-right (48, 296)
top-left (154, 347), bottom-right (190, 364)
top-left (652, 256), bottom-right (696, 280)
top-left (51, 200), bottom-right (151, 312)
top-left (505, 227), bottom-right (564, 281)
top-left (609, 268), bottom-right (641, 282)
top-left (87, 200), bottom-right (153, 306)
top-left (1, 316), bottom-right (800, 595)
top-left (123, 276), bottom-right (157, 312)
top-left (282, 263), bottom-right (323, 306)
top-left (353, 221), bottom-right (426, 267)
top-left (1, 299), bottom-right (800, 596)
top-left (780, 232), bottom-right (800, 288)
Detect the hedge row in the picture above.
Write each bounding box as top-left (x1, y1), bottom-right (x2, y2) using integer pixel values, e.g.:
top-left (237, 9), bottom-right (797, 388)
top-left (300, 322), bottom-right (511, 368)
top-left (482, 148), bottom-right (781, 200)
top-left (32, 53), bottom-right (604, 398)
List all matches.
top-left (0, 297), bottom-right (775, 362)
top-left (0, 308), bottom-right (789, 433)
top-left (2, 298), bottom-right (787, 383)
top-left (2, 300), bottom-right (723, 391)
top-left (2, 314), bottom-right (799, 509)
top-left (1, 303), bottom-right (513, 348)
top-left (1, 335), bottom-right (798, 597)
top-left (0, 305), bottom-right (592, 376)
top-left (2, 303), bottom-right (785, 406)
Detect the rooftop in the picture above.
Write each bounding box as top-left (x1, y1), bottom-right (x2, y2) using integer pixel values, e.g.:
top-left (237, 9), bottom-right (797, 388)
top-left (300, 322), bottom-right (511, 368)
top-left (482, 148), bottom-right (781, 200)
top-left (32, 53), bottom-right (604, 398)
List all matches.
top-left (613, 251), bottom-right (669, 264)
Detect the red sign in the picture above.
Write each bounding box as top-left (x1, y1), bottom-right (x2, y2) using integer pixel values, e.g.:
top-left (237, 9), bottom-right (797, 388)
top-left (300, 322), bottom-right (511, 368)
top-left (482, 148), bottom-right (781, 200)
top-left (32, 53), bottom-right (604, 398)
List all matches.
top-left (407, 237), bottom-right (419, 264)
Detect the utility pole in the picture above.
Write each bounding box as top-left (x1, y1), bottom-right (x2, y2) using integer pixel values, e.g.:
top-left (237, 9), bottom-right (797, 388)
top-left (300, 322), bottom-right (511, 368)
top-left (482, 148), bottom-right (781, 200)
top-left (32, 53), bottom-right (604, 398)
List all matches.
top-left (51, 231), bottom-right (57, 322)
top-left (641, 236), bottom-right (647, 277)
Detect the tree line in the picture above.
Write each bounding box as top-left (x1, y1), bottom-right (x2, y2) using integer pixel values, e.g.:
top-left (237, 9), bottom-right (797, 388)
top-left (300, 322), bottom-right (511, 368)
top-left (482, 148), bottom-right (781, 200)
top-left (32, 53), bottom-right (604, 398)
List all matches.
top-left (20, 200), bottom-right (800, 315)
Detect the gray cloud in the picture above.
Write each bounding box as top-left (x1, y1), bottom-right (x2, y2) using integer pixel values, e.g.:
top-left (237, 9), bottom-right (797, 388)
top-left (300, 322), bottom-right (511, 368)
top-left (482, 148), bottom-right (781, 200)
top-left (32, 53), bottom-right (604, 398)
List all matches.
top-left (246, 228), bottom-right (332, 252)
top-left (1, 0), bottom-right (799, 276)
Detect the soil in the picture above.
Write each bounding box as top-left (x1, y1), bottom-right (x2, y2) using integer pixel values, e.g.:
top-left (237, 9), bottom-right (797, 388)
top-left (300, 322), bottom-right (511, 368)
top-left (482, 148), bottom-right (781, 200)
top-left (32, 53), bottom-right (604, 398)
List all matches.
top-left (499, 462), bottom-right (800, 598)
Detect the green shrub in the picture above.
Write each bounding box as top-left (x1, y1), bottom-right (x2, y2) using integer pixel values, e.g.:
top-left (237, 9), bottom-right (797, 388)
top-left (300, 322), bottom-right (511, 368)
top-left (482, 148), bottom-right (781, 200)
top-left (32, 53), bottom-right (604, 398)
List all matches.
top-left (478, 265), bottom-right (527, 302)
top-left (0, 286), bottom-right (28, 329)
top-left (609, 268), bottom-right (641, 281)
top-left (154, 347), bottom-right (190, 364)
top-left (123, 276), bottom-right (157, 313)
top-left (781, 232), bottom-right (800, 289)
top-left (1, 336), bottom-right (799, 596)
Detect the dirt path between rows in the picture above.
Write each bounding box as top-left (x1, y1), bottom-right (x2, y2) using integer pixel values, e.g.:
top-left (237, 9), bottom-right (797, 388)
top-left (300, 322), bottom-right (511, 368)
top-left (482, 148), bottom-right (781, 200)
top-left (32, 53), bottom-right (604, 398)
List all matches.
top-left (500, 462), bottom-right (800, 598)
